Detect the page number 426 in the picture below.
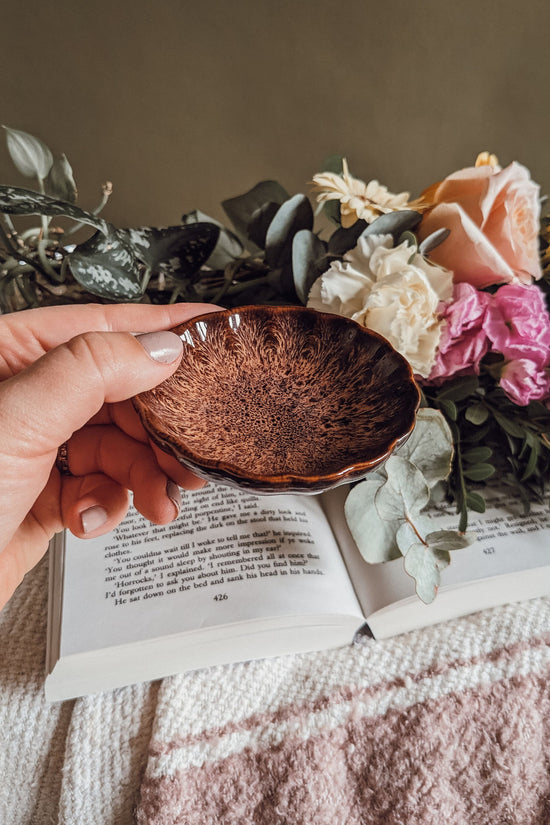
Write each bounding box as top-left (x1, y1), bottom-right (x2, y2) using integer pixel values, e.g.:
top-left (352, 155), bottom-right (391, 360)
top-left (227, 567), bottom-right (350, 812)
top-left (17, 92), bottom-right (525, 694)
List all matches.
top-left (213, 593), bottom-right (229, 601)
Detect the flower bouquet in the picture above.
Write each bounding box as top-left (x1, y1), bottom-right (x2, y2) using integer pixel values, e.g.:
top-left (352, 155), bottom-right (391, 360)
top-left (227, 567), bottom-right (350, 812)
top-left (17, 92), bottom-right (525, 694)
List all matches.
top-left (1, 129), bottom-right (549, 601)
top-left (304, 154), bottom-right (550, 599)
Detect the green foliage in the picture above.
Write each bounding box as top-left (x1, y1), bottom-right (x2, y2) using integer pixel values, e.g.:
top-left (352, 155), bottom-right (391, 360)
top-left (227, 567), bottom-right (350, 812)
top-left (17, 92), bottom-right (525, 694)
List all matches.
top-left (0, 185), bottom-right (108, 232)
top-left (362, 209), bottom-right (422, 240)
top-left (3, 135), bottom-right (548, 603)
top-left (3, 125), bottom-right (53, 180)
top-left (265, 194), bottom-right (313, 269)
top-left (181, 209), bottom-right (243, 271)
top-left (418, 227), bottom-right (450, 257)
top-left (292, 230), bottom-right (327, 305)
top-left (0, 132), bottom-right (438, 315)
top-left (45, 154), bottom-right (77, 203)
top-left (422, 374), bottom-right (550, 532)
top-left (221, 180), bottom-right (290, 252)
top-left (0, 131), bottom-right (377, 312)
top-left (0, 128), bottom-right (229, 310)
top-left (344, 409), bottom-right (473, 603)
top-left (318, 154), bottom-right (344, 224)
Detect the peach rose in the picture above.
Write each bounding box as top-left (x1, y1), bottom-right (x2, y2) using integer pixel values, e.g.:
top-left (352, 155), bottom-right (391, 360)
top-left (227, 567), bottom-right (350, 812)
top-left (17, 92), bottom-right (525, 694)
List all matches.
top-left (418, 162), bottom-right (542, 288)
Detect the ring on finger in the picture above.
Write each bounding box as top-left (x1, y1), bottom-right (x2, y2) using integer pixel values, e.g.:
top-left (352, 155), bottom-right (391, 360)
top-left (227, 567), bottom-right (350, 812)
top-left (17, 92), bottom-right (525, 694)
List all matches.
top-left (55, 441), bottom-right (72, 476)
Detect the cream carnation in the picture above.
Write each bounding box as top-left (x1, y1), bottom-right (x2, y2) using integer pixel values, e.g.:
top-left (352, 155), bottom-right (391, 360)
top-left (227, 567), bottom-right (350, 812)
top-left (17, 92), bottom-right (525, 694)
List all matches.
top-left (311, 159), bottom-right (418, 228)
top-left (308, 235), bottom-right (453, 377)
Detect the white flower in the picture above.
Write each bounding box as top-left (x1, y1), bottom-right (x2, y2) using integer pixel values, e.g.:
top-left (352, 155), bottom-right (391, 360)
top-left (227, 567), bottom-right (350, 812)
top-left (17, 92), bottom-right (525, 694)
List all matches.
top-left (311, 159), bottom-right (421, 228)
top-left (308, 235), bottom-right (453, 377)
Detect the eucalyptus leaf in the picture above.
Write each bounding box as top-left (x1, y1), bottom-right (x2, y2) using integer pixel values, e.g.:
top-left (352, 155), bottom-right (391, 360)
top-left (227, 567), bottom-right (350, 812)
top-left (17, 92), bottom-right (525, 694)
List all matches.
top-left (3, 125), bottom-right (53, 180)
top-left (265, 194), bottom-right (314, 269)
top-left (67, 229), bottom-right (142, 300)
top-left (322, 199), bottom-right (341, 225)
top-left (327, 220), bottom-right (368, 256)
top-left (425, 530), bottom-right (474, 552)
top-left (375, 455), bottom-right (430, 521)
top-left (125, 223), bottom-right (220, 280)
top-left (45, 154), bottom-right (77, 203)
top-left (181, 210), bottom-right (239, 270)
top-left (317, 155), bottom-right (345, 224)
top-left (418, 228), bottom-right (451, 257)
top-left (361, 210), bottom-right (422, 241)
top-left (247, 202), bottom-right (281, 249)
top-left (272, 264), bottom-right (300, 302)
top-left (320, 154), bottom-right (345, 174)
top-left (344, 478), bottom-right (401, 563)
top-left (396, 408), bottom-right (454, 487)
top-left (399, 523), bottom-right (451, 603)
top-left (292, 229), bottom-right (327, 305)
top-left (395, 514), bottom-right (434, 555)
top-left (403, 543), bottom-right (450, 603)
top-left (0, 185), bottom-right (109, 233)
top-left (221, 180), bottom-right (289, 251)
top-left (429, 480), bottom-right (448, 504)
top-left (399, 230), bottom-right (417, 249)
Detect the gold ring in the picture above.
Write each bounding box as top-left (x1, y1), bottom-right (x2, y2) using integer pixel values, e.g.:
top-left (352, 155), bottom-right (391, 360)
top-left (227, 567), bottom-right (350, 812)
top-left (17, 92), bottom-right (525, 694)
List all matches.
top-left (55, 442), bottom-right (72, 476)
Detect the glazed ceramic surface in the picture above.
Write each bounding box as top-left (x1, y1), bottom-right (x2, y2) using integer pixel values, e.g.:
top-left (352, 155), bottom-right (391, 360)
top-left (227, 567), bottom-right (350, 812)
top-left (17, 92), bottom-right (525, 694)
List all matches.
top-left (133, 305), bottom-right (420, 494)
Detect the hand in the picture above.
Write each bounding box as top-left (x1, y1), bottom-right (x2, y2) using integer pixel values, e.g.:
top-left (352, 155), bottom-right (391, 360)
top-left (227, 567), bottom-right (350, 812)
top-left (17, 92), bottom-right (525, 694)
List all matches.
top-left (0, 301), bottom-right (217, 610)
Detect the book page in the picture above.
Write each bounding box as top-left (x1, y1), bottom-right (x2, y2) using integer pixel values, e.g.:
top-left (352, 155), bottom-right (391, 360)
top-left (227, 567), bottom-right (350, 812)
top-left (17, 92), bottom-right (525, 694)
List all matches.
top-left (323, 485), bottom-right (550, 617)
top-left (59, 484), bottom-right (362, 657)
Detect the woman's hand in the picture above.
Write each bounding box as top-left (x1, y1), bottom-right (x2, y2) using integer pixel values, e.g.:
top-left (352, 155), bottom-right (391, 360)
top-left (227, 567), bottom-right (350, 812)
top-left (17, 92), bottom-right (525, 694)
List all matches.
top-left (0, 301), bottom-right (216, 610)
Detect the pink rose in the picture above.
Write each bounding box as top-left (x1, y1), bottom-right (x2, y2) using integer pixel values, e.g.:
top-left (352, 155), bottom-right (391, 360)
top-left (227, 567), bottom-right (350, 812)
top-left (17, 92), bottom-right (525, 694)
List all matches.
top-left (418, 162), bottom-right (542, 288)
top-left (499, 359), bottom-right (550, 406)
top-left (484, 284), bottom-right (550, 367)
top-left (425, 283), bottom-right (491, 383)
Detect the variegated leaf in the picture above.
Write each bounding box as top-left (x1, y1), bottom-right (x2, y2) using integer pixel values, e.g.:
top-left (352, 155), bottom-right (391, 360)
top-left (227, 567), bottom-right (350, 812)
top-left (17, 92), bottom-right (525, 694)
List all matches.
top-left (125, 223), bottom-right (220, 280)
top-left (0, 185), bottom-right (109, 233)
top-left (67, 230), bottom-right (142, 300)
top-left (181, 211), bottom-right (239, 270)
top-left (45, 154), bottom-right (77, 203)
top-left (3, 125), bottom-right (53, 179)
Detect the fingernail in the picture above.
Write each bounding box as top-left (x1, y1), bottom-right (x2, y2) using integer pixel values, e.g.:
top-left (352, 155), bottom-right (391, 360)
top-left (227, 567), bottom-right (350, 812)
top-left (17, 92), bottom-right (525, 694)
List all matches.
top-left (81, 505), bottom-right (109, 534)
top-left (136, 331), bottom-right (183, 364)
top-left (166, 480), bottom-right (181, 518)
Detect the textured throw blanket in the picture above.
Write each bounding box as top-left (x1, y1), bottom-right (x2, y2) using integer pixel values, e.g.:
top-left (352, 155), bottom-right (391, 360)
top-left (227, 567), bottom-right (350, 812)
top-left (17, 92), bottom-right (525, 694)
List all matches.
top-left (1, 555), bottom-right (550, 824)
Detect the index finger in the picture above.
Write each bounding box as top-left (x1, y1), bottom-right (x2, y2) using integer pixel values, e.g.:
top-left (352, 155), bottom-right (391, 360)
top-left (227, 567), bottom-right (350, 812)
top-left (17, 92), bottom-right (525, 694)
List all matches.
top-left (0, 302), bottom-right (221, 378)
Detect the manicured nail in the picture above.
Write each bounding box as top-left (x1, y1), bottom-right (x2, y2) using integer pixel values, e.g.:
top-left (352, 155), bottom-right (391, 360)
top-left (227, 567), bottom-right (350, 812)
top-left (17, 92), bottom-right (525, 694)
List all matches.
top-left (81, 505), bottom-right (109, 534)
top-left (136, 331), bottom-right (183, 364)
top-left (166, 480), bottom-right (181, 518)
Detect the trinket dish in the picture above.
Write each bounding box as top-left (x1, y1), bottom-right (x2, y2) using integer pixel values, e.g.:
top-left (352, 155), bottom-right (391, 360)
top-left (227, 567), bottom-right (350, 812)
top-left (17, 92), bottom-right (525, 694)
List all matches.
top-left (133, 305), bottom-right (420, 494)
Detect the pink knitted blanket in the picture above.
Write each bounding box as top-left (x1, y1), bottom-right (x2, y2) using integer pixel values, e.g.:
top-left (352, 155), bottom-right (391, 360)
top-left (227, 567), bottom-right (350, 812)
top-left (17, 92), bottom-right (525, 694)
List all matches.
top-left (1, 557), bottom-right (550, 824)
top-left (136, 604), bottom-right (550, 825)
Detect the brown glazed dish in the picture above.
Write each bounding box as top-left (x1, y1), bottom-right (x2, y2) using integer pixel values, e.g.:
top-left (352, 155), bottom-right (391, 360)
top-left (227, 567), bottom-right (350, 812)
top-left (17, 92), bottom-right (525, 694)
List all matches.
top-left (133, 305), bottom-right (420, 494)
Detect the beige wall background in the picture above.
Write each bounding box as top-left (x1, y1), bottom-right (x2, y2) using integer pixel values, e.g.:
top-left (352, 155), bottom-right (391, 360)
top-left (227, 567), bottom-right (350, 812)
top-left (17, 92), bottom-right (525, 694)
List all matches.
top-left (0, 0), bottom-right (548, 230)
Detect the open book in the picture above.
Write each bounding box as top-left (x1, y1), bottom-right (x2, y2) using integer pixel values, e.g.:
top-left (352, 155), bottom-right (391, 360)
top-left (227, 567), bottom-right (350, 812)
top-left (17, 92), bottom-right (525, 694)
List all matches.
top-left (45, 482), bottom-right (550, 701)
